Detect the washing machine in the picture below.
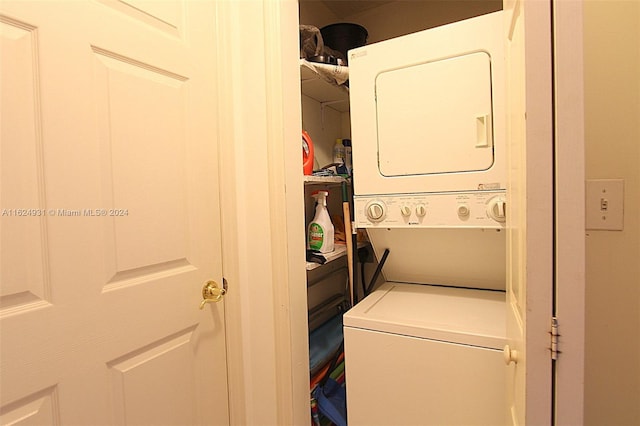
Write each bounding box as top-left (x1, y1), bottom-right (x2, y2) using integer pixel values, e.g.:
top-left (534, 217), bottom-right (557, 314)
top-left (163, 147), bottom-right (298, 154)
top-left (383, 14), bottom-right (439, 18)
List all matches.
top-left (344, 282), bottom-right (506, 426)
top-left (343, 228), bottom-right (507, 425)
top-left (344, 11), bottom-right (508, 425)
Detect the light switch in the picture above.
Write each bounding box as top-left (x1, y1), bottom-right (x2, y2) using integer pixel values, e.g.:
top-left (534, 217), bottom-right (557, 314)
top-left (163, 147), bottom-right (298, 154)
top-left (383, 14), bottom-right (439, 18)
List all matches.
top-left (586, 179), bottom-right (624, 231)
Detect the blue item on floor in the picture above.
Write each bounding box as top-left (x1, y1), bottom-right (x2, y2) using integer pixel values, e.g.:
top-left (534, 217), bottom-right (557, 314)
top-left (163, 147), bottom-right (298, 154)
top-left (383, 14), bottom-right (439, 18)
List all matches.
top-left (308, 314), bottom-right (343, 373)
top-left (313, 377), bottom-right (347, 426)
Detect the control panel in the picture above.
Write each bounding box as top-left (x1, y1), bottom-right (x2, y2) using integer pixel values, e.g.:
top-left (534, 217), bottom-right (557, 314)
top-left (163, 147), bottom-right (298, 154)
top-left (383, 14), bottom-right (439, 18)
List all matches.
top-left (354, 191), bottom-right (506, 228)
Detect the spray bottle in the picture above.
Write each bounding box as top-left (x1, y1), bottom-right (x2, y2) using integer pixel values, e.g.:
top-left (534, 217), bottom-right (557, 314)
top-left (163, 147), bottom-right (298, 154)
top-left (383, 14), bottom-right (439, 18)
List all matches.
top-left (307, 190), bottom-right (334, 253)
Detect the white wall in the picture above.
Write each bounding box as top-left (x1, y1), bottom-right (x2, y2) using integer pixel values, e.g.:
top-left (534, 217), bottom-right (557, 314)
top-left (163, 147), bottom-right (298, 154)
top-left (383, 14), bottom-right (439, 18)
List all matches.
top-left (343, 0), bottom-right (500, 42)
top-left (584, 1), bottom-right (640, 425)
top-left (301, 95), bottom-right (349, 169)
top-left (299, 0), bottom-right (500, 42)
top-left (298, 0), bottom-right (337, 28)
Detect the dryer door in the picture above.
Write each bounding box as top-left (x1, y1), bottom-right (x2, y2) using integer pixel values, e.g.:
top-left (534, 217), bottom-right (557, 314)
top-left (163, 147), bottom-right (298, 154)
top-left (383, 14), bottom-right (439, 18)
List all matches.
top-left (376, 51), bottom-right (494, 177)
top-left (349, 11), bottom-right (505, 196)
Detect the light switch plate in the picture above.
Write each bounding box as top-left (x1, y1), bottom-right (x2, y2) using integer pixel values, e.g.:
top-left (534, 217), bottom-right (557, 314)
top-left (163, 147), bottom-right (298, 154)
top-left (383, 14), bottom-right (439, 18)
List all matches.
top-left (586, 179), bottom-right (624, 231)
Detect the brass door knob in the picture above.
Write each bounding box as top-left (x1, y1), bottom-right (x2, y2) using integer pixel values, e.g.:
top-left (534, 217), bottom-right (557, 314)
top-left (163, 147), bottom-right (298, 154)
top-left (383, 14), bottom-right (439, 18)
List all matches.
top-left (199, 280), bottom-right (226, 309)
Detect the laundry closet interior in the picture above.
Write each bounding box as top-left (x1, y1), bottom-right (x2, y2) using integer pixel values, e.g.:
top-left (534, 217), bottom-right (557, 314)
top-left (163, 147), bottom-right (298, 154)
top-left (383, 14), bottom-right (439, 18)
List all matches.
top-left (297, 1), bottom-right (507, 425)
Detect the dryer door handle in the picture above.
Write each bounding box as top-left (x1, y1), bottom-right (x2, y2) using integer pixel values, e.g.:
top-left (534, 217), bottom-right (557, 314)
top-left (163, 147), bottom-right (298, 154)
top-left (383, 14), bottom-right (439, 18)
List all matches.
top-left (475, 114), bottom-right (493, 148)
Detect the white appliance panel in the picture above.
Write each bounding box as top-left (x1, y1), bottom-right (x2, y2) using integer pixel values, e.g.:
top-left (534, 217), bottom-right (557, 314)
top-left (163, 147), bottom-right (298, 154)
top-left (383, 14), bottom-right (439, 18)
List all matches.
top-left (344, 327), bottom-right (506, 426)
top-left (349, 11), bottom-right (505, 198)
top-left (377, 51), bottom-right (494, 177)
top-left (365, 228), bottom-right (506, 291)
top-left (344, 283), bottom-right (506, 425)
top-left (355, 191), bottom-right (506, 228)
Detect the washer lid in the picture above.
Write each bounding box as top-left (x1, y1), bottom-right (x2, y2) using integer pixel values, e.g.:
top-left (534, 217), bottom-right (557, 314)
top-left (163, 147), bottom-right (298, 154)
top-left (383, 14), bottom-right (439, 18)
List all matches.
top-left (344, 282), bottom-right (506, 349)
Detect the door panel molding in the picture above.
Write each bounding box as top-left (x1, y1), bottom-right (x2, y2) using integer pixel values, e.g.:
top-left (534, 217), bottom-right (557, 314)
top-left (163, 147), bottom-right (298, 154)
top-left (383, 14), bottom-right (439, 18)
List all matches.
top-left (0, 15), bottom-right (51, 316)
top-left (0, 386), bottom-right (60, 426)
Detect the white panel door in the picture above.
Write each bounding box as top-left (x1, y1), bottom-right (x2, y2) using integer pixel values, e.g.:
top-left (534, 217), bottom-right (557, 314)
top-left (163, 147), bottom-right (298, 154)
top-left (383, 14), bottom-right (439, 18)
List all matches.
top-left (503, 0), bottom-right (554, 424)
top-left (0, 1), bottom-right (229, 425)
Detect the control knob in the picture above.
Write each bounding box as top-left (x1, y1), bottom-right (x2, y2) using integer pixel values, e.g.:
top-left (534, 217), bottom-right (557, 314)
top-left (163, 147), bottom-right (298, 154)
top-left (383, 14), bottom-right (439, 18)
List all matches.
top-left (365, 201), bottom-right (386, 222)
top-left (487, 196), bottom-right (507, 223)
top-left (400, 206), bottom-right (411, 217)
top-left (457, 204), bottom-right (470, 217)
top-left (415, 204), bottom-right (427, 218)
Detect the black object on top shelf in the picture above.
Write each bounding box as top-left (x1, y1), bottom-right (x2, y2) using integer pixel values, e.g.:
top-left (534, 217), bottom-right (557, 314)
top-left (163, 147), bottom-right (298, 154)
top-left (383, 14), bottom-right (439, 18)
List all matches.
top-left (320, 23), bottom-right (368, 64)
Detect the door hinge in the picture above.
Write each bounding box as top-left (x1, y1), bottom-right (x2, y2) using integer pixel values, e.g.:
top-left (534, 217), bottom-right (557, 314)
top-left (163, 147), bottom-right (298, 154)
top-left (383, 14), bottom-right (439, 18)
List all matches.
top-left (550, 317), bottom-right (560, 360)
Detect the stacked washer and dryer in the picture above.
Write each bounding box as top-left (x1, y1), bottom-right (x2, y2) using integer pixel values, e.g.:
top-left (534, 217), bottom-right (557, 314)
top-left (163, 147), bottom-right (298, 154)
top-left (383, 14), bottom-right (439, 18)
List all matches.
top-left (344, 11), bottom-right (508, 425)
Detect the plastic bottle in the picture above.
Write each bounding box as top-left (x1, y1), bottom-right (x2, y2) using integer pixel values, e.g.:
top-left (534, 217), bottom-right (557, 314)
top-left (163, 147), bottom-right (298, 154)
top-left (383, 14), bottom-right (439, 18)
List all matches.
top-left (342, 138), bottom-right (352, 175)
top-left (332, 139), bottom-right (345, 165)
top-left (302, 130), bottom-right (314, 176)
top-left (307, 190), bottom-right (334, 253)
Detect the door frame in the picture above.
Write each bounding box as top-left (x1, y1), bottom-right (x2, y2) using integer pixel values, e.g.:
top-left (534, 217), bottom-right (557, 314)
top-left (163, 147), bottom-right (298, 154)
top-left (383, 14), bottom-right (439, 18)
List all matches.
top-left (552, 0), bottom-right (585, 423)
top-left (214, 1), bottom-right (310, 425)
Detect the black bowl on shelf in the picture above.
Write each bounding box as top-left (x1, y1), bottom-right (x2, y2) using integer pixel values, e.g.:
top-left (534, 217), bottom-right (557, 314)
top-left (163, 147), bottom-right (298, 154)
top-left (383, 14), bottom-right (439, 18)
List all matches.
top-left (320, 23), bottom-right (368, 64)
